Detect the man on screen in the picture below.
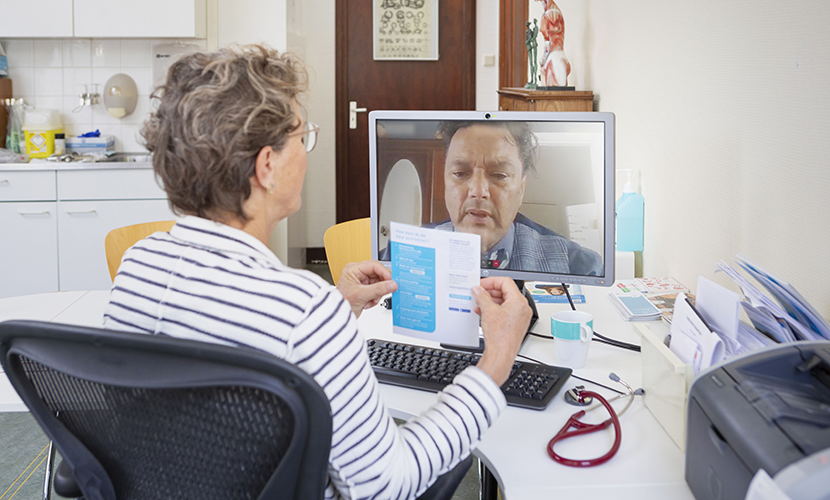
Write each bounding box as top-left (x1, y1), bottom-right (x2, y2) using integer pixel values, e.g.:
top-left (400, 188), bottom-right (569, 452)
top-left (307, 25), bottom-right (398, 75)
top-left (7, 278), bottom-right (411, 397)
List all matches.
top-left (435, 121), bottom-right (602, 275)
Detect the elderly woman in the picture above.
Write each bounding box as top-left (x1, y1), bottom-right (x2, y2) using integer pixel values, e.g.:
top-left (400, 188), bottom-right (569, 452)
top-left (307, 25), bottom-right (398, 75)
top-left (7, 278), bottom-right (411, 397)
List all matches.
top-left (104, 45), bottom-right (530, 500)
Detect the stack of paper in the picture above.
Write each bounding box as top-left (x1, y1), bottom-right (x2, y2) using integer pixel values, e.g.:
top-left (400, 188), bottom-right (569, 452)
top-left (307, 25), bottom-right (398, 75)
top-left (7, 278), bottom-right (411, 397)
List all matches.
top-left (608, 282), bottom-right (662, 321)
top-left (608, 278), bottom-right (686, 322)
top-left (718, 255), bottom-right (830, 343)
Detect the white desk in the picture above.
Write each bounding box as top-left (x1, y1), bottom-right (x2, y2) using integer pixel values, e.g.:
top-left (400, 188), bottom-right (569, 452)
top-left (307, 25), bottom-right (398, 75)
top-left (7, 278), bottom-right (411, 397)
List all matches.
top-left (0, 288), bottom-right (694, 500)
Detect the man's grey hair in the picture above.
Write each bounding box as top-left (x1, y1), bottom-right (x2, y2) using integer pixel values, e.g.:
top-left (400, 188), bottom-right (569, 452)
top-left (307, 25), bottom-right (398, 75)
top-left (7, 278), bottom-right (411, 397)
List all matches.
top-left (436, 120), bottom-right (538, 173)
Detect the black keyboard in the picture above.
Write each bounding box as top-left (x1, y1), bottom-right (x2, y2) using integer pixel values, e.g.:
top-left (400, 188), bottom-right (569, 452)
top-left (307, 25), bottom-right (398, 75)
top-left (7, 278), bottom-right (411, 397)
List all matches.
top-left (366, 339), bottom-right (571, 410)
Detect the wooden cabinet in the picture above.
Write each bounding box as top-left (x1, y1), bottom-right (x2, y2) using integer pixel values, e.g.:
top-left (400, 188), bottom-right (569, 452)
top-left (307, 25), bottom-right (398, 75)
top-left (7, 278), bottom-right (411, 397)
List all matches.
top-left (0, 166), bottom-right (174, 298)
top-left (0, 0), bottom-right (205, 38)
top-left (498, 88), bottom-right (594, 112)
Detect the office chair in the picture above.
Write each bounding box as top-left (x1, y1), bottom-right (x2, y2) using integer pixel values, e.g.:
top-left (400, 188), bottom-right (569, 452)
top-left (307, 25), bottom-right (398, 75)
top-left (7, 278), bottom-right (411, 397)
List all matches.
top-left (104, 220), bottom-right (176, 280)
top-left (323, 217), bottom-right (371, 285)
top-left (0, 319), bottom-right (332, 500)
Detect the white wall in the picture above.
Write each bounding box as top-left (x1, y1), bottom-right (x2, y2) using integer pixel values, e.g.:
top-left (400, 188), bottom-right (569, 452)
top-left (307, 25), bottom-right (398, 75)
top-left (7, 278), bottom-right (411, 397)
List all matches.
top-left (510, 0), bottom-right (830, 317)
top-left (476, 0), bottom-right (500, 111)
top-left (295, 0), bottom-right (336, 250)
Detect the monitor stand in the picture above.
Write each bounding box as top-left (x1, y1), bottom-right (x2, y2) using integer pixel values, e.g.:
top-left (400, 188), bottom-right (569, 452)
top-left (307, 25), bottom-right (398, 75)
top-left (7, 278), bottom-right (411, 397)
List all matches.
top-left (440, 280), bottom-right (539, 353)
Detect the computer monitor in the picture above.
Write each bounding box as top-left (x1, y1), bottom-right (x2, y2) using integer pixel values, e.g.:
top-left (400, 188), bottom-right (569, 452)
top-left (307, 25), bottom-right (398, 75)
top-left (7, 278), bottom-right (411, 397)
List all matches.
top-left (369, 110), bottom-right (615, 288)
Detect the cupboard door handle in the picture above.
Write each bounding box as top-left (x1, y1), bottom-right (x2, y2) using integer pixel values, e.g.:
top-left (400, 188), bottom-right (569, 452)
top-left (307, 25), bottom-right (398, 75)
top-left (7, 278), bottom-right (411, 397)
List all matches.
top-left (0, 179), bottom-right (9, 185)
top-left (65, 209), bottom-right (98, 215)
top-left (18, 210), bottom-right (51, 216)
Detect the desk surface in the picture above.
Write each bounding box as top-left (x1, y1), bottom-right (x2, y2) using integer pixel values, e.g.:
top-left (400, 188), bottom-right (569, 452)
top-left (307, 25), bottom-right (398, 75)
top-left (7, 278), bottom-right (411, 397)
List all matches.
top-left (0, 288), bottom-right (694, 500)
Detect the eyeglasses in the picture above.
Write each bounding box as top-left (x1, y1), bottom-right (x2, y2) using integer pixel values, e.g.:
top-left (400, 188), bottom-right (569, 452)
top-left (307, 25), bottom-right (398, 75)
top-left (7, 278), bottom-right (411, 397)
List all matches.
top-left (287, 121), bottom-right (320, 153)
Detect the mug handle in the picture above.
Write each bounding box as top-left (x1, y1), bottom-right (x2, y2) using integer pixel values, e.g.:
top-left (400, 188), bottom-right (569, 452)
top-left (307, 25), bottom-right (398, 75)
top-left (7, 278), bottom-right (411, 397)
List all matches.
top-left (580, 324), bottom-right (592, 342)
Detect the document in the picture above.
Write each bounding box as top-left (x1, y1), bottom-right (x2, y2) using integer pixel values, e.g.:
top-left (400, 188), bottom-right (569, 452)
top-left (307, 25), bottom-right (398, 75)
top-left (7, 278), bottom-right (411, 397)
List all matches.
top-left (669, 293), bottom-right (725, 374)
top-left (389, 222), bottom-right (481, 347)
top-left (696, 277), bottom-right (740, 355)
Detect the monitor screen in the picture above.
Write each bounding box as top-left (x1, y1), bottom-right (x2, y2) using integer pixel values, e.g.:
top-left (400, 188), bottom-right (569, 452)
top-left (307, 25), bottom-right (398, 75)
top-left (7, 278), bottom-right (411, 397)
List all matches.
top-left (369, 110), bottom-right (615, 287)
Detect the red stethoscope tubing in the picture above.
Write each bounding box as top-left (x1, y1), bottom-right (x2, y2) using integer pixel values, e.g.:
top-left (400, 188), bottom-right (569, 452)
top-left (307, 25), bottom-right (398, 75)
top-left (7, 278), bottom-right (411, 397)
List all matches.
top-left (546, 390), bottom-right (622, 467)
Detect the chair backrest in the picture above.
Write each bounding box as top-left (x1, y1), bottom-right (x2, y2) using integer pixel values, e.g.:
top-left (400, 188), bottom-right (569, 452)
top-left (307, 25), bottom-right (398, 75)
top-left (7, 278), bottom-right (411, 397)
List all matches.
top-left (323, 218), bottom-right (371, 285)
top-left (105, 221), bottom-right (176, 280)
top-left (0, 320), bottom-right (332, 500)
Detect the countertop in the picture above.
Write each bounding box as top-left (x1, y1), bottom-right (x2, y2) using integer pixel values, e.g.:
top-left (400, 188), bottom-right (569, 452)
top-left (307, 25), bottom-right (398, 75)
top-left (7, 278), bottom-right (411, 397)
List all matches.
top-left (0, 161), bottom-right (153, 172)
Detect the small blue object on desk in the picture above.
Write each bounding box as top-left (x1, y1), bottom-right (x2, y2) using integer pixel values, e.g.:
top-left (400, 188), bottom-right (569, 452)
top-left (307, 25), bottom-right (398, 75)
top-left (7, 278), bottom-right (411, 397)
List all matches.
top-left (608, 292), bottom-right (661, 321)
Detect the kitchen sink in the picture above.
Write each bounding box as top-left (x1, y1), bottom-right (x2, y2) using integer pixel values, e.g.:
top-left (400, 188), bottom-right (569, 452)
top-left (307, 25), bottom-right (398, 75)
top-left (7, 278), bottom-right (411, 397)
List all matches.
top-left (101, 153), bottom-right (153, 163)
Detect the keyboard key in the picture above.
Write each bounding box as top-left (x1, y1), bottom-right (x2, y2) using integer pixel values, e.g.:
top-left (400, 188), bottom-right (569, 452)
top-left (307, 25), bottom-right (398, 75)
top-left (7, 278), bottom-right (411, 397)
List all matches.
top-left (373, 366), bottom-right (419, 379)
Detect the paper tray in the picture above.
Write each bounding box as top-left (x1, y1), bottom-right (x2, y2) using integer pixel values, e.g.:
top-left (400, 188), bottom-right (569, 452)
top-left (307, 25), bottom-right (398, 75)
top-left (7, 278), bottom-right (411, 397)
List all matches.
top-left (634, 323), bottom-right (694, 451)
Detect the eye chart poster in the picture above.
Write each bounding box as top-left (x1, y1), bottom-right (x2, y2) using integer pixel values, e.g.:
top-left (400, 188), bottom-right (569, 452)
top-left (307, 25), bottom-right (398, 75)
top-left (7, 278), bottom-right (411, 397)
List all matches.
top-left (390, 222), bottom-right (480, 346)
top-left (374, 0), bottom-right (439, 60)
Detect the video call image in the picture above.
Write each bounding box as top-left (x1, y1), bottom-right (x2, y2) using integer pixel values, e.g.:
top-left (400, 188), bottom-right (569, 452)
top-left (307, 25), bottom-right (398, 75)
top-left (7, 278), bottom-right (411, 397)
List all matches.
top-left (375, 119), bottom-right (607, 277)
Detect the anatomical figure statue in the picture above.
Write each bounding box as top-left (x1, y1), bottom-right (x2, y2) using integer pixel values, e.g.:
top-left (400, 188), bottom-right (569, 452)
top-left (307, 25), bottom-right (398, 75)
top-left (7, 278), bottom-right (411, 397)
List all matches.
top-left (536, 0), bottom-right (571, 87)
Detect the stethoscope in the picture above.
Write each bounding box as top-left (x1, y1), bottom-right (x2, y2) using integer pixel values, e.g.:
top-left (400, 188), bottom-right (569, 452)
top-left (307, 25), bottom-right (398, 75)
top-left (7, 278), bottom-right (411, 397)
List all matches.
top-left (547, 373), bottom-right (644, 467)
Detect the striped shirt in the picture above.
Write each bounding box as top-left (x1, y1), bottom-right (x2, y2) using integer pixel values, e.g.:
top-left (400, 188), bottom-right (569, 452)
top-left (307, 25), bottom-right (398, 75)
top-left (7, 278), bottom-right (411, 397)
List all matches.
top-left (103, 216), bottom-right (506, 500)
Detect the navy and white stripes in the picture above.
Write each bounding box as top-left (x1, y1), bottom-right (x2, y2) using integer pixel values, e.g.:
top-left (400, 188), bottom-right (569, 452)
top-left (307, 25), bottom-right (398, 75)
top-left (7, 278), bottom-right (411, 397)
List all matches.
top-left (103, 216), bottom-right (506, 500)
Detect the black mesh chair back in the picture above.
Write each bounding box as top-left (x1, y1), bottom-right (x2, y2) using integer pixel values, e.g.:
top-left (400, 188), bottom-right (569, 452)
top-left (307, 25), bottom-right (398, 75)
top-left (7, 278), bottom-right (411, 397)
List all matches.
top-left (0, 320), bottom-right (332, 500)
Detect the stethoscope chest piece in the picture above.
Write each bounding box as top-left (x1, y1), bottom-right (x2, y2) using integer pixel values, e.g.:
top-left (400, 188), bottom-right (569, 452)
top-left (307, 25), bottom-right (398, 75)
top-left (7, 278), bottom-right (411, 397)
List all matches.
top-left (564, 386), bottom-right (593, 406)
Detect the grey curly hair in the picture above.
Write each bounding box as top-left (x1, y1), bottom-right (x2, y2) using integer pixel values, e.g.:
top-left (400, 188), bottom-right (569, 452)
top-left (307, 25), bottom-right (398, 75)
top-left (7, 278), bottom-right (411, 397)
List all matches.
top-left (142, 44), bottom-right (308, 221)
top-left (436, 121), bottom-right (538, 174)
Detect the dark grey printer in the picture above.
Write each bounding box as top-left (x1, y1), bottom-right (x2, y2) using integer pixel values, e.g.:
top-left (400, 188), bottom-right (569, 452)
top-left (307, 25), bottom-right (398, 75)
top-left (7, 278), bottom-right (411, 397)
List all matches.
top-left (686, 341), bottom-right (830, 500)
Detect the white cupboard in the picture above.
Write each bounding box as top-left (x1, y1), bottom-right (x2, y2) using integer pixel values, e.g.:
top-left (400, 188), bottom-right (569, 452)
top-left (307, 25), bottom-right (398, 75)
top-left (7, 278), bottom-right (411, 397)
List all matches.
top-left (0, 201), bottom-right (59, 298)
top-left (73, 0), bottom-right (206, 38)
top-left (58, 199), bottom-right (173, 291)
top-left (0, 166), bottom-right (175, 298)
top-left (0, 0), bottom-right (74, 38)
top-left (0, 0), bottom-right (205, 38)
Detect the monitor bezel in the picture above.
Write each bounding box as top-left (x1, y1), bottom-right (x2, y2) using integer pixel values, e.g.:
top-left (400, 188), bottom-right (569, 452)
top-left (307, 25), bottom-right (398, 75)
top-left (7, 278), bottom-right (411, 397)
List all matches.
top-left (369, 110), bottom-right (615, 287)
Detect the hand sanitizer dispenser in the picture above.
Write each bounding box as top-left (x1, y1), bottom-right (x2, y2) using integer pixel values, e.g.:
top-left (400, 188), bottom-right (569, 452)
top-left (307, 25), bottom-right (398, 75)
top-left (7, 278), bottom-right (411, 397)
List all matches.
top-left (616, 169), bottom-right (644, 252)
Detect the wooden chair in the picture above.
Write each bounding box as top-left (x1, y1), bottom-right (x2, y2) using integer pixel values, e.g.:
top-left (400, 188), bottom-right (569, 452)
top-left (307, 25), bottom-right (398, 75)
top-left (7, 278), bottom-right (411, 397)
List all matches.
top-left (323, 218), bottom-right (371, 285)
top-left (105, 220), bottom-right (176, 281)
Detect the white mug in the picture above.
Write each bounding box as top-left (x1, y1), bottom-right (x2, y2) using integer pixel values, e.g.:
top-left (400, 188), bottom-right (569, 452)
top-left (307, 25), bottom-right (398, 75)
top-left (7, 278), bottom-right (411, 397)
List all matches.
top-left (551, 310), bottom-right (593, 369)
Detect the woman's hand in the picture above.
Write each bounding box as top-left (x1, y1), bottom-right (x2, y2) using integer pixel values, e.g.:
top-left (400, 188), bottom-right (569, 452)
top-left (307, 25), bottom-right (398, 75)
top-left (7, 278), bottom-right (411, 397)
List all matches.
top-left (473, 277), bottom-right (532, 386)
top-left (337, 261), bottom-right (398, 318)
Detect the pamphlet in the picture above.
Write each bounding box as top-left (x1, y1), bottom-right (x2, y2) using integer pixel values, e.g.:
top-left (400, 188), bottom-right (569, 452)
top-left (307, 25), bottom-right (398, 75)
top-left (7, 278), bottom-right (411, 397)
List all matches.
top-left (611, 277), bottom-right (690, 323)
top-left (525, 283), bottom-right (585, 304)
top-left (389, 222), bottom-right (481, 347)
top-left (634, 277), bottom-right (688, 294)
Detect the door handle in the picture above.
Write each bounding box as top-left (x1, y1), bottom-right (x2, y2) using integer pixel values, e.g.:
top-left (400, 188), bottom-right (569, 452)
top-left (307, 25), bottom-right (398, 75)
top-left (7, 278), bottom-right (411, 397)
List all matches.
top-left (64, 209), bottom-right (97, 215)
top-left (17, 210), bottom-right (51, 216)
top-left (349, 101), bottom-right (368, 129)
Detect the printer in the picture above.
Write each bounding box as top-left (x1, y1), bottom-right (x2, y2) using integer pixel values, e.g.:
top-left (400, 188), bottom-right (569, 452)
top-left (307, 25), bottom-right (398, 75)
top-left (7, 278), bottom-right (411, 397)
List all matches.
top-left (686, 341), bottom-right (830, 500)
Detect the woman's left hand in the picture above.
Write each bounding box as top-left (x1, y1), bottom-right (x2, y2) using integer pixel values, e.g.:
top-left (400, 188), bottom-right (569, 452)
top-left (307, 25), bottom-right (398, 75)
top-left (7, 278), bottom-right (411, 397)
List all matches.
top-left (337, 261), bottom-right (398, 318)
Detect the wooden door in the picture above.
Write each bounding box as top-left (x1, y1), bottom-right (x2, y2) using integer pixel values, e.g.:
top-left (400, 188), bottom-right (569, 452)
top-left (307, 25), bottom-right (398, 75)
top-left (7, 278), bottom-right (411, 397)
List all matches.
top-left (335, 0), bottom-right (476, 223)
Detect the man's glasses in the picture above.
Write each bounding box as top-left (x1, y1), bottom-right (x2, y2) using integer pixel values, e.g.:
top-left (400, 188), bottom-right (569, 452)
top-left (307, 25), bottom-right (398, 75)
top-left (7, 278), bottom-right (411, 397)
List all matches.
top-left (287, 121), bottom-right (320, 153)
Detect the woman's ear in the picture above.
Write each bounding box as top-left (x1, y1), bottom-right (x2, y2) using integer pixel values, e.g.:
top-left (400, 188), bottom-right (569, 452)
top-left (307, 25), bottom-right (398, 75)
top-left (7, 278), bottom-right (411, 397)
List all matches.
top-left (254, 145), bottom-right (279, 192)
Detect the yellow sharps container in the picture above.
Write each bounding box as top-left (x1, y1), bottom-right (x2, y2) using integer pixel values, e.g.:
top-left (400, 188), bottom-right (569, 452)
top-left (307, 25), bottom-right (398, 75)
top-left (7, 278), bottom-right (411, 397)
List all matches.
top-left (23, 109), bottom-right (63, 159)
